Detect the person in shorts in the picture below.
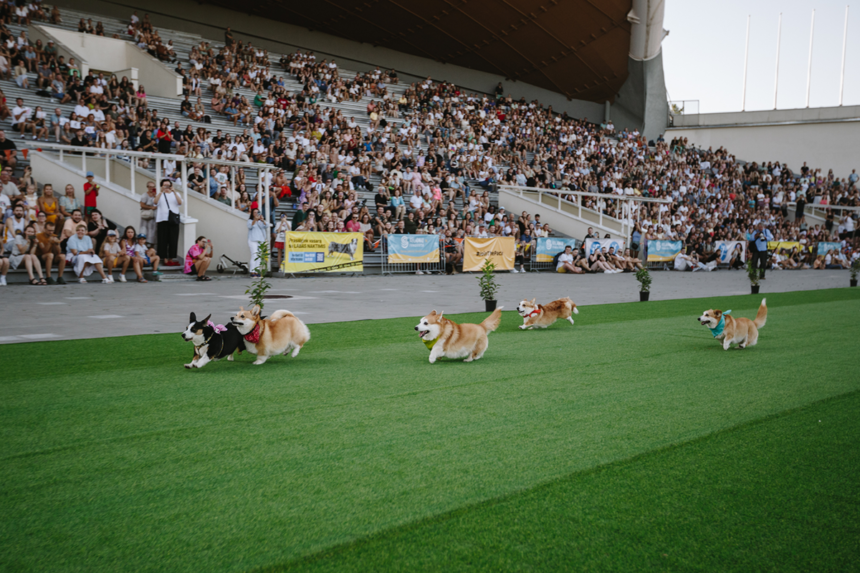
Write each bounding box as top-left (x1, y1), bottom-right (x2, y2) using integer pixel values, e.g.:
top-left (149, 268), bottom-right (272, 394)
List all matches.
top-left (132, 233), bottom-right (160, 282)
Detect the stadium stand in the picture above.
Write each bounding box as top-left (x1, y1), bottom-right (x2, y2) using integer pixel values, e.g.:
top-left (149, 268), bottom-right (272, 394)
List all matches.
top-left (0, 4), bottom-right (857, 285)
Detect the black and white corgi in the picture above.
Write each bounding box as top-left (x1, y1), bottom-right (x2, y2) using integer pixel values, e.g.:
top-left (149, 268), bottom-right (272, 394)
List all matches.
top-left (181, 312), bottom-right (247, 369)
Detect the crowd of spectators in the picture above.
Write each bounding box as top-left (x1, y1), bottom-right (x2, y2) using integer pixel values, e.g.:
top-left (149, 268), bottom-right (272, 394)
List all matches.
top-left (0, 7), bottom-right (857, 282)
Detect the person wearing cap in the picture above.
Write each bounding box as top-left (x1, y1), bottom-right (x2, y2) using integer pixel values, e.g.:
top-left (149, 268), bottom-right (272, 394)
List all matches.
top-left (83, 171), bottom-right (99, 215)
top-left (99, 229), bottom-right (129, 282)
top-left (132, 233), bottom-right (160, 282)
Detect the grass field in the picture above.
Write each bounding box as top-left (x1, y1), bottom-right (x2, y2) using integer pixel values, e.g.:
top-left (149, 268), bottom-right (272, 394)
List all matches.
top-left (1, 289), bottom-right (859, 572)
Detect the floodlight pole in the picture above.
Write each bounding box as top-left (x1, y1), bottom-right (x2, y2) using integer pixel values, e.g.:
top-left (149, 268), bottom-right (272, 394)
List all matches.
top-left (805, 9), bottom-right (815, 108)
top-left (839, 5), bottom-right (849, 106)
top-left (773, 13), bottom-right (782, 110)
top-left (742, 15), bottom-right (750, 111)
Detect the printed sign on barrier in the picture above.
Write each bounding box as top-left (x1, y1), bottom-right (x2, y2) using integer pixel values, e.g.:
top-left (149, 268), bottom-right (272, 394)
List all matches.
top-left (646, 240), bottom-right (684, 262)
top-left (462, 236), bottom-right (515, 271)
top-left (387, 235), bottom-right (440, 264)
top-left (280, 232), bottom-right (364, 273)
top-left (536, 238), bottom-right (579, 262)
top-left (584, 238), bottom-right (625, 257)
top-left (767, 241), bottom-right (802, 253)
top-left (817, 242), bottom-right (842, 255)
top-left (715, 241), bottom-right (746, 264)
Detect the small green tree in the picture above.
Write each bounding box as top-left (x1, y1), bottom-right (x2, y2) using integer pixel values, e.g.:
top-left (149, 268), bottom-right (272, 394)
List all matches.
top-left (746, 257), bottom-right (762, 287)
top-left (477, 258), bottom-right (499, 301)
top-left (245, 241), bottom-right (272, 309)
top-left (635, 267), bottom-right (652, 292)
top-left (851, 258), bottom-right (859, 281)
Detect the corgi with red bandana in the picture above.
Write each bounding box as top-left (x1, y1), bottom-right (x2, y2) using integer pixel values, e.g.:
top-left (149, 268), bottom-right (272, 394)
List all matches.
top-left (230, 305), bottom-right (310, 365)
top-left (516, 297), bottom-right (577, 330)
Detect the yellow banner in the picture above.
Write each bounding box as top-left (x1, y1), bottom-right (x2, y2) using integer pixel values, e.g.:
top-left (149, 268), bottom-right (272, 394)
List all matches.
top-left (280, 232), bottom-right (364, 273)
top-left (768, 241), bottom-right (803, 252)
top-left (462, 237), bottom-right (515, 271)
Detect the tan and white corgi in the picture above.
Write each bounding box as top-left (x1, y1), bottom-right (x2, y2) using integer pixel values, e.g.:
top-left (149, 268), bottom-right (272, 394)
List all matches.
top-left (230, 305), bottom-right (311, 365)
top-left (415, 308), bottom-right (503, 363)
top-left (516, 297), bottom-right (578, 330)
top-left (698, 298), bottom-right (767, 350)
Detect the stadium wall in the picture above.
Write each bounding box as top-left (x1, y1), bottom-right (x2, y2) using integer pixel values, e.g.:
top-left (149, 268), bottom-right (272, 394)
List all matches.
top-left (668, 106), bottom-right (860, 178)
top-left (57, 0), bottom-right (664, 136)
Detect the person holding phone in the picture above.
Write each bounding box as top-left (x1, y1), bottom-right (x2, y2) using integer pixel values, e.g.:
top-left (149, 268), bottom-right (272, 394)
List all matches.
top-left (247, 208), bottom-right (268, 277)
top-left (155, 178), bottom-right (182, 265)
top-left (274, 213), bottom-right (290, 270)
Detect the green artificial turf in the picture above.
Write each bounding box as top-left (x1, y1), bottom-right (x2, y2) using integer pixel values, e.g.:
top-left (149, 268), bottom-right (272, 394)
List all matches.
top-left (1, 289), bottom-right (858, 572)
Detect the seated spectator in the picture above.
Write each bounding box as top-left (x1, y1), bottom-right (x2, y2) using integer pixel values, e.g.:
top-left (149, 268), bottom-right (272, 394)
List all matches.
top-left (556, 245), bottom-right (583, 274)
top-left (133, 233), bottom-right (160, 281)
top-left (36, 220), bottom-right (66, 284)
top-left (9, 223), bottom-right (45, 284)
top-left (184, 236), bottom-right (213, 281)
top-left (100, 229), bottom-right (130, 282)
top-left (66, 223), bottom-right (109, 283)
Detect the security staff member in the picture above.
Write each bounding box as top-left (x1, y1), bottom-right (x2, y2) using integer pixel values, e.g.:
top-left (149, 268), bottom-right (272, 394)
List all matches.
top-left (749, 222), bottom-right (773, 279)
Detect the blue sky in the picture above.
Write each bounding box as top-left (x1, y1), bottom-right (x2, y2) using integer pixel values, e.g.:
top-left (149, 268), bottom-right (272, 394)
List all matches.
top-left (662, 0), bottom-right (859, 112)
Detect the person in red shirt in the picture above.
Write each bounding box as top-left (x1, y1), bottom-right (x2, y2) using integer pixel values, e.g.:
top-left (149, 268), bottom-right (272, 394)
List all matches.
top-left (83, 171), bottom-right (98, 215)
top-left (345, 213), bottom-right (361, 233)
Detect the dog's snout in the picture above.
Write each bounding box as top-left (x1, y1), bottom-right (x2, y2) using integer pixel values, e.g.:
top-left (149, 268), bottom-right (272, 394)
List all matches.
top-left (414, 326), bottom-right (418, 331)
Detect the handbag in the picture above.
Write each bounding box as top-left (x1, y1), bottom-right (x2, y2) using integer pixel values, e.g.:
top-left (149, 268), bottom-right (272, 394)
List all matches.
top-left (168, 210), bottom-right (181, 225)
top-left (140, 209), bottom-right (155, 220)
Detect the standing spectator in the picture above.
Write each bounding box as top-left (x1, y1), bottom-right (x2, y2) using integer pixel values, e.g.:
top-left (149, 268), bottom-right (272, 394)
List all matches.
top-left (750, 222), bottom-right (773, 280)
top-left (155, 179), bottom-right (182, 265)
top-left (139, 181), bottom-right (157, 245)
top-left (247, 208), bottom-right (268, 277)
top-left (83, 171), bottom-right (99, 215)
top-left (274, 213), bottom-right (290, 269)
top-left (184, 236), bottom-right (213, 281)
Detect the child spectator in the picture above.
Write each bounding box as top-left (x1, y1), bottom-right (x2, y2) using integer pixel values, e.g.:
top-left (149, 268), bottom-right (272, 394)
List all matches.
top-left (83, 171), bottom-right (99, 215)
top-left (133, 233), bottom-right (160, 282)
top-left (100, 229), bottom-right (128, 282)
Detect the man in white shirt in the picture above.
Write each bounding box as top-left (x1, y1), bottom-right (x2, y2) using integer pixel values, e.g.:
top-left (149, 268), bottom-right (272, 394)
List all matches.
top-left (11, 98), bottom-right (33, 138)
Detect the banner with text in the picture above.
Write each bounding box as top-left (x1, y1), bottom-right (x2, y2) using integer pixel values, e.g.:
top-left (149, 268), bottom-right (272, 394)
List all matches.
top-left (584, 238), bottom-right (625, 257)
top-left (646, 240), bottom-right (684, 262)
top-left (281, 232), bottom-right (364, 273)
top-left (536, 237), bottom-right (580, 262)
top-left (817, 242), bottom-right (842, 255)
top-left (387, 235), bottom-right (440, 264)
top-left (463, 236), bottom-right (515, 271)
top-left (768, 241), bottom-right (802, 253)
top-left (714, 241), bottom-right (746, 264)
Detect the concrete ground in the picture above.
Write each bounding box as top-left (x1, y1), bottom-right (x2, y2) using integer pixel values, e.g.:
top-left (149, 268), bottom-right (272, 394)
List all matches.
top-left (1, 269), bottom-right (852, 344)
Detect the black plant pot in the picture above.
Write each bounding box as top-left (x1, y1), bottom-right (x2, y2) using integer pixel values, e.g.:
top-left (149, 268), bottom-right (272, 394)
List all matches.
top-left (639, 291), bottom-right (650, 302)
top-left (851, 279), bottom-right (857, 287)
top-left (485, 299), bottom-right (497, 312)
top-left (751, 285), bottom-right (760, 294)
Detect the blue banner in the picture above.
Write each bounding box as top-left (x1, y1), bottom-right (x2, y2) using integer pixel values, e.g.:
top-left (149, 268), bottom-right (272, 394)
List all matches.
top-left (584, 238), bottom-right (625, 257)
top-left (646, 240), bottom-right (684, 262)
top-left (715, 241), bottom-right (745, 264)
top-left (387, 235), bottom-right (440, 264)
top-left (817, 242), bottom-right (842, 255)
top-left (536, 237), bottom-right (580, 262)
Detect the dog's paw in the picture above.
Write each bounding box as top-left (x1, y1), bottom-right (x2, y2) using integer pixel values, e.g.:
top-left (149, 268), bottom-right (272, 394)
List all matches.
top-left (519, 324), bottom-right (527, 330)
top-left (227, 354), bottom-right (234, 361)
top-left (184, 363), bottom-right (193, 369)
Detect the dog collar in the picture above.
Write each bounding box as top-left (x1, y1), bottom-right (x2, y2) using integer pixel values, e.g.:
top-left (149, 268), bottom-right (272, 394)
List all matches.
top-left (244, 323), bottom-right (262, 343)
top-left (709, 310), bottom-right (731, 338)
top-left (526, 309), bottom-right (541, 318)
top-left (422, 335), bottom-right (438, 350)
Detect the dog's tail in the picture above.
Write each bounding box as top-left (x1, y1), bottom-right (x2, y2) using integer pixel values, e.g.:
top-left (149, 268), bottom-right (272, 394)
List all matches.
top-left (480, 307), bottom-right (504, 333)
top-left (754, 298), bottom-right (767, 329)
top-left (269, 310), bottom-right (295, 321)
top-left (561, 297), bottom-right (579, 314)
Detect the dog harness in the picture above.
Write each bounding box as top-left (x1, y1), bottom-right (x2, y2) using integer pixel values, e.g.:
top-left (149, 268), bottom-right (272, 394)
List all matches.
top-left (709, 310), bottom-right (731, 338)
top-left (244, 323), bottom-right (262, 344)
top-left (525, 308), bottom-right (541, 318)
top-left (207, 320), bottom-right (227, 333)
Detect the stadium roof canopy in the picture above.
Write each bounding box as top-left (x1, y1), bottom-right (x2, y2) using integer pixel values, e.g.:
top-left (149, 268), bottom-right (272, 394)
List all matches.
top-left (211, 0), bottom-right (633, 103)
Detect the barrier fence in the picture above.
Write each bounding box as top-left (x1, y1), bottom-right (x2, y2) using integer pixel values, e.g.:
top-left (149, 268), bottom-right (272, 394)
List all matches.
top-left (381, 235), bottom-right (445, 275)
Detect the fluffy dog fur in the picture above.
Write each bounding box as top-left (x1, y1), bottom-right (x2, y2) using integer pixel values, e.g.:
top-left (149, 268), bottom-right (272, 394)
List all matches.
top-left (415, 308), bottom-right (503, 363)
top-left (698, 298), bottom-right (767, 350)
top-left (516, 297), bottom-right (578, 329)
top-left (181, 312), bottom-right (247, 369)
top-left (230, 305), bottom-right (311, 365)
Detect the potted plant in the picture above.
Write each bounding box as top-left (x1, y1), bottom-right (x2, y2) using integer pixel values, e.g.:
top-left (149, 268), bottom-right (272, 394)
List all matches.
top-left (477, 258), bottom-right (499, 311)
top-left (635, 267), bottom-right (651, 301)
top-left (851, 259), bottom-right (859, 287)
top-left (747, 257), bottom-right (761, 294)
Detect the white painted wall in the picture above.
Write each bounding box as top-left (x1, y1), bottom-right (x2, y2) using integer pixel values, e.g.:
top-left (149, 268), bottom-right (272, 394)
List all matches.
top-left (31, 24), bottom-right (180, 97)
top-left (667, 120), bottom-right (860, 179)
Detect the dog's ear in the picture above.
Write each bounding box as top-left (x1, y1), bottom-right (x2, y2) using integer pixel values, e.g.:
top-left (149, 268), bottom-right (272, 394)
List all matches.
top-left (714, 309), bottom-right (722, 318)
top-left (438, 311), bottom-right (444, 319)
top-left (429, 310), bottom-right (437, 316)
top-left (530, 298), bottom-right (536, 305)
top-left (238, 306), bottom-right (245, 313)
top-left (189, 312), bottom-right (196, 323)
top-left (251, 305), bottom-right (261, 316)
top-left (202, 314), bottom-right (211, 324)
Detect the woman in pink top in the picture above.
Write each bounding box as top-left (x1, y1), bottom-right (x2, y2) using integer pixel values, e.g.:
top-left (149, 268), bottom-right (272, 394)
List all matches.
top-left (184, 235), bottom-right (212, 281)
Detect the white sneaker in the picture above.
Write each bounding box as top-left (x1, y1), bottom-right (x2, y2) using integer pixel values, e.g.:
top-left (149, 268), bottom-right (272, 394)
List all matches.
top-left (511, 268), bottom-right (519, 273)
top-left (108, 275), bottom-right (115, 283)
top-left (79, 277), bottom-right (87, 283)
top-left (416, 270), bottom-right (423, 275)
top-left (0, 276), bottom-right (6, 286)
top-left (118, 274), bottom-right (127, 283)
top-left (102, 278), bottom-right (111, 284)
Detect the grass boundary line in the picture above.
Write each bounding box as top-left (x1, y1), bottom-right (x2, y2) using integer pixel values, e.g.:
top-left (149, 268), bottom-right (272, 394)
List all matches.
top-left (250, 388), bottom-right (860, 573)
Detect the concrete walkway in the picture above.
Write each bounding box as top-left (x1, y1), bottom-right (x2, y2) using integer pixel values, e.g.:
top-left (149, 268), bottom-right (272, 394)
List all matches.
top-left (1, 270), bottom-right (852, 344)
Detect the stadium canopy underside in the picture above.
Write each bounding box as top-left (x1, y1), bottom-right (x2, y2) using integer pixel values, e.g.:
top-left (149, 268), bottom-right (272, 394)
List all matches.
top-left (206, 0), bottom-right (633, 104)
